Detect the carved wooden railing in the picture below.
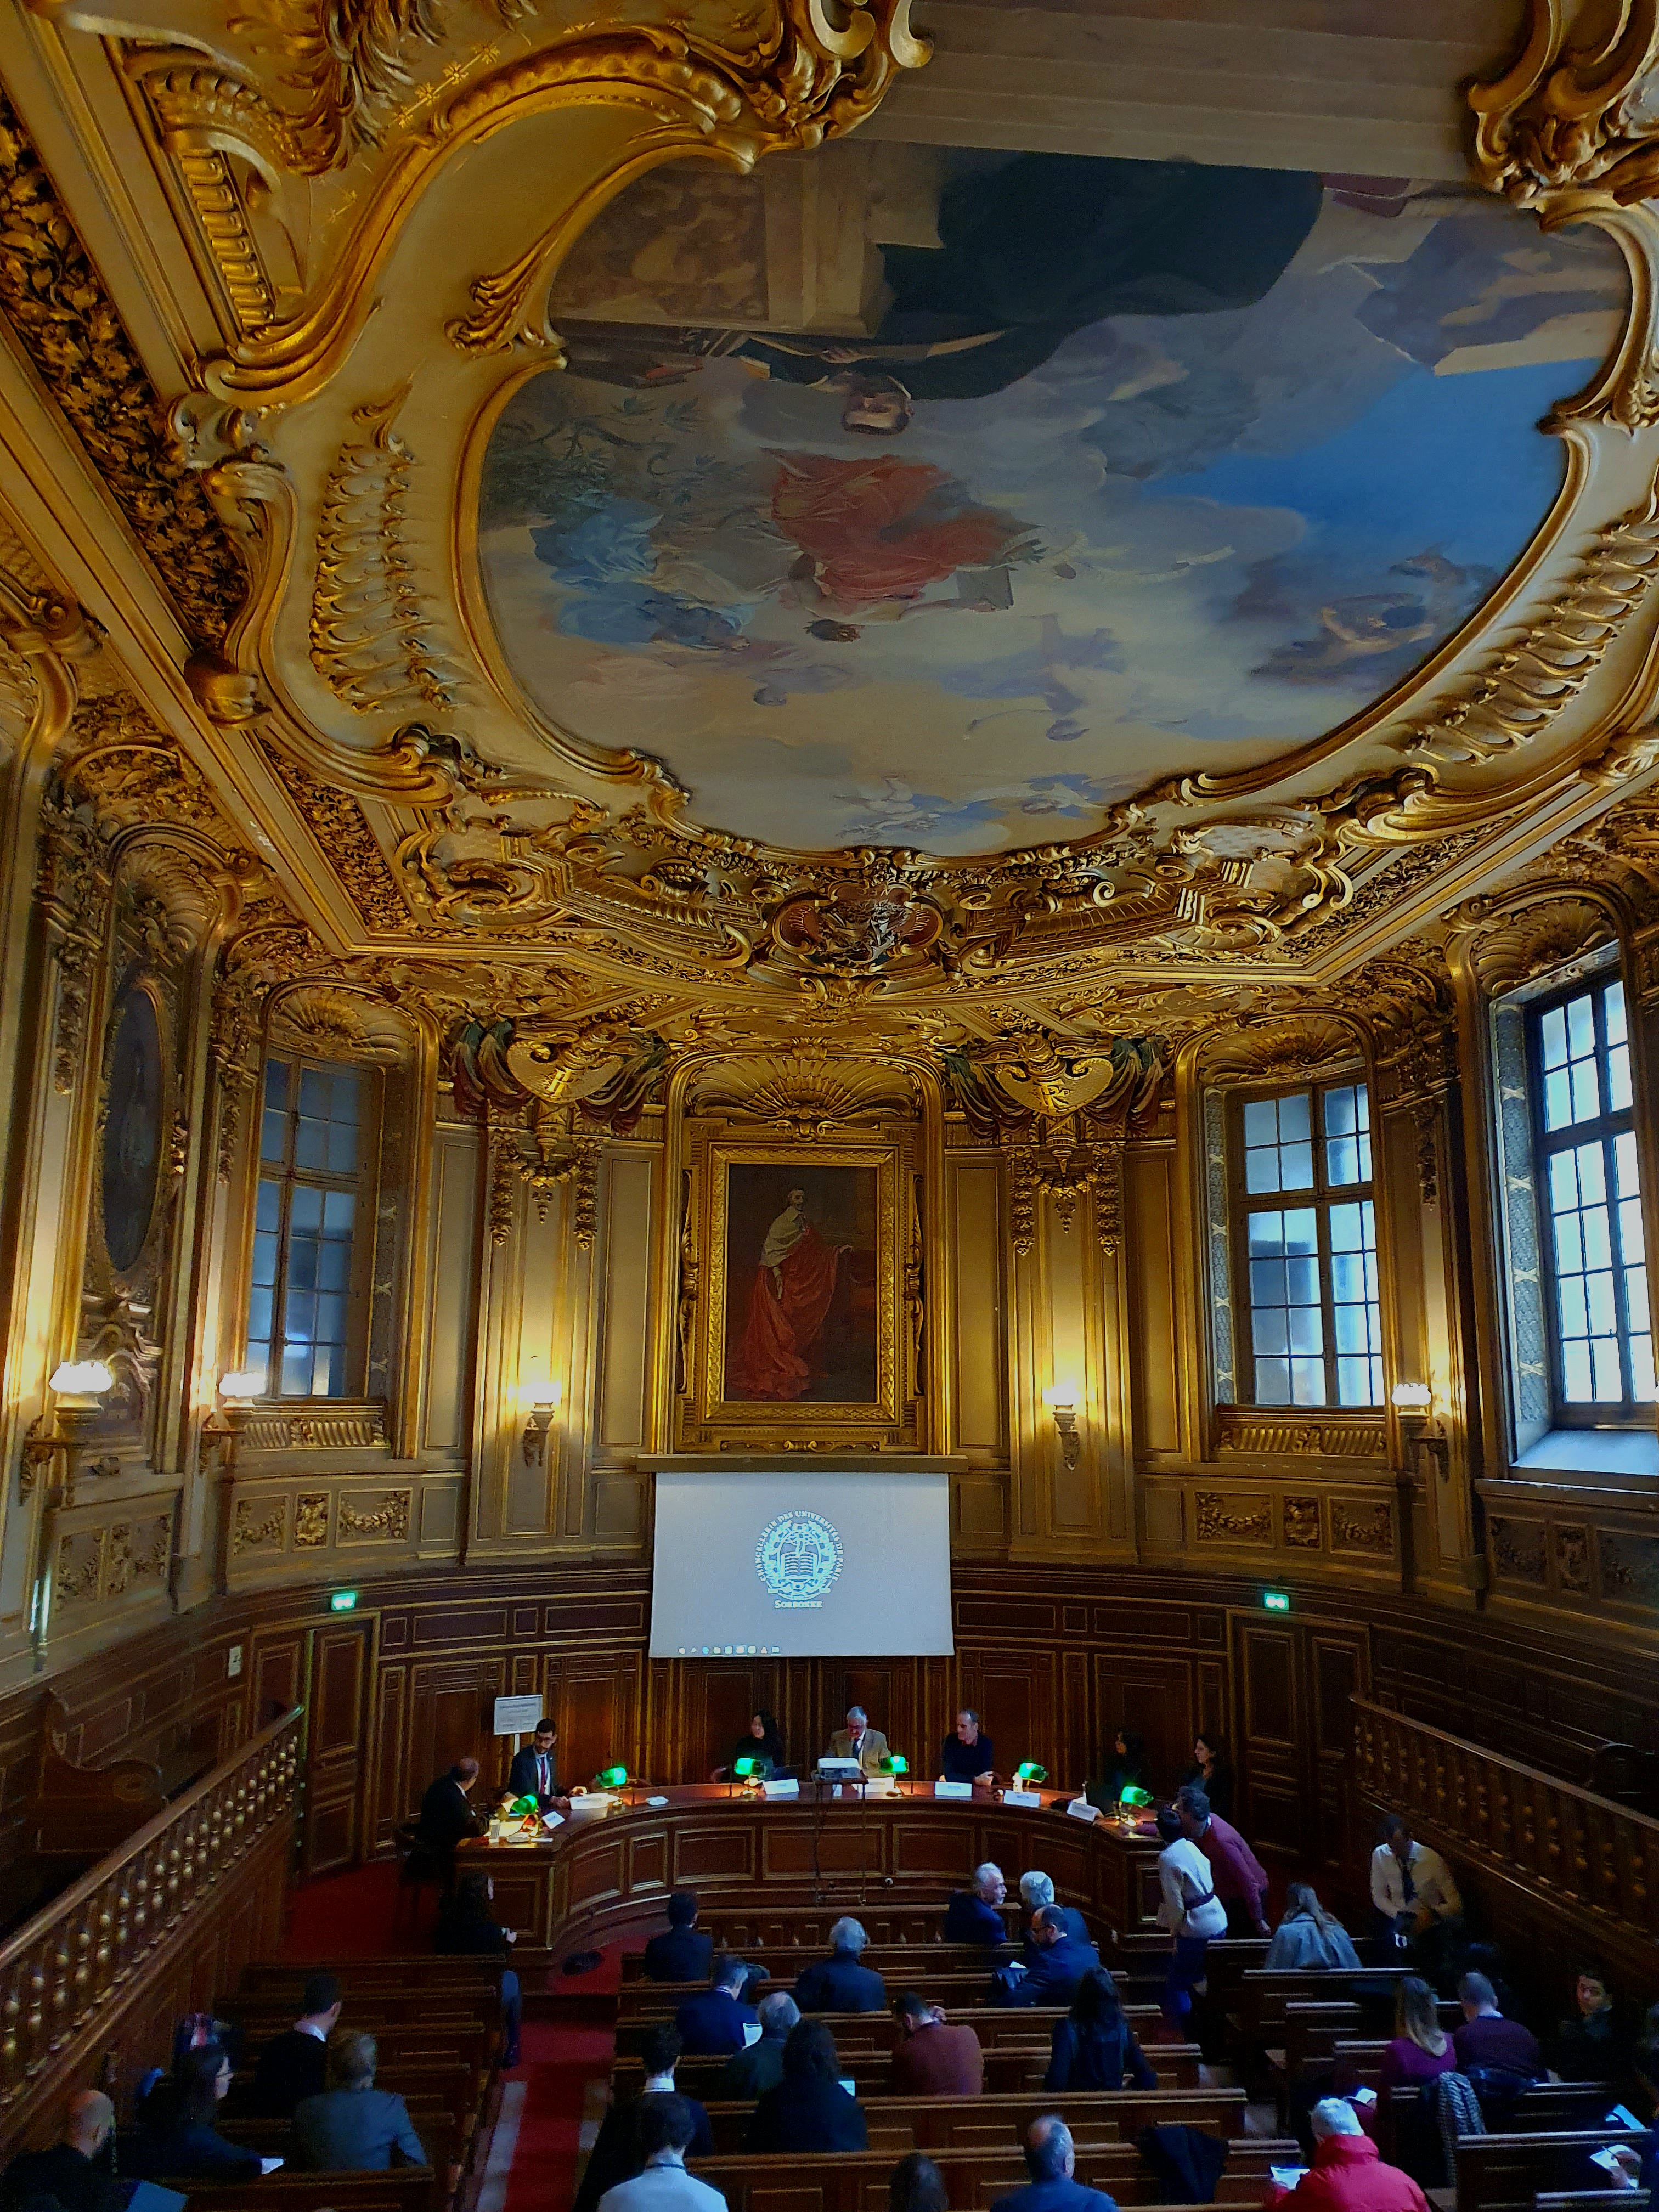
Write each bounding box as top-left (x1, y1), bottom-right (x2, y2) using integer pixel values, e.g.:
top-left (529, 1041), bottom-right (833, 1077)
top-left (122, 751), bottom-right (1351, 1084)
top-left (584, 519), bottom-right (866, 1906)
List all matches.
top-left (1353, 1697), bottom-right (1659, 1956)
top-left (0, 1705), bottom-right (302, 2123)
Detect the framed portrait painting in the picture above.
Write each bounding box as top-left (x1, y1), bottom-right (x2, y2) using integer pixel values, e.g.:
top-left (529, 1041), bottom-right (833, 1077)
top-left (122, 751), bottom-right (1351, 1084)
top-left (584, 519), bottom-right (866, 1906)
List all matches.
top-left (682, 1137), bottom-right (922, 1450)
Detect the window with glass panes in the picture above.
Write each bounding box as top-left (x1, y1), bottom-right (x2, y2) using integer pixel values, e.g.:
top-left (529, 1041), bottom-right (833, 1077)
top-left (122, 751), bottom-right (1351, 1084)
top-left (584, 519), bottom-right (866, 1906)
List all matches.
top-left (1528, 974), bottom-right (1655, 1420)
top-left (1234, 1081), bottom-right (1384, 1408)
top-left (246, 1059), bottom-right (365, 1398)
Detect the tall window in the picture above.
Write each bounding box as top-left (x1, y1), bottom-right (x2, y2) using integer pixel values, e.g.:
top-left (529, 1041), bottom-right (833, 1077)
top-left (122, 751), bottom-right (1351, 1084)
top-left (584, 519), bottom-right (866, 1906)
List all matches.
top-left (1234, 1081), bottom-right (1383, 1408)
top-left (1528, 975), bottom-right (1655, 1420)
top-left (246, 1059), bottom-right (366, 1398)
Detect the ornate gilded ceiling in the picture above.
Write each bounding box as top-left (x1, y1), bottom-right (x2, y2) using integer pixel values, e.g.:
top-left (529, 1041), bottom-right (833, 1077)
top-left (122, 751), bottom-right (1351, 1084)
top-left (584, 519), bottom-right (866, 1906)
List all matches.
top-left (4, 0), bottom-right (1659, 1069)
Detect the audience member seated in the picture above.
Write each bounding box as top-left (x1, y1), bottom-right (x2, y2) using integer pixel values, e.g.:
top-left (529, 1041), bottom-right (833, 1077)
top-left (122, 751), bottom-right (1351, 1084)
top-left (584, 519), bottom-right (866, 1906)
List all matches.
top-left (1178, 1729), bottom-right (1235, 1821)
top-left (1045, 1967), bottom-right (1156, 2091)
top-left (1267, 2097), bottom-right (1431, 2212)
top-left (596, 2095), bottom-right (726, 2212)
top-left (435, 1870), bottom-right (522, 2067)
top-left (944, 1862), bottom-right (1008, 1945)
top-left (746, 2020), bottom-right (869, 2154)
top-left (1380, 1977), bottom-right (1456, 2091)
top-left (676, 1954), bottom-right (758, 2054)
top-left (1369, 1815), bottom-right (1462, 1952)
top-left (889, 2152), bottom-right (950, 2212)
top-left (413, 1757), bottom-right (485, 1889)
top-left (128, 2046), bottom-right (263, 2182)
top-left (724, 1712), bottom-right (786, 1783)
top-left (718, 1994), bottom-right (798, 2101)
top-left (793, 1917), bottom-right (887, 2013)
top-left (1086, 1729), bottom-right (1149, 1812)
top-left (0, 2091), bottom-right (118, 2212)
top-left (1177, 1787), bottom-right (1269, 1938)
top-left (939, 1709), bottom-right (996, 1786)
top-left (1266, 1884), bottom-right (1362, 1971)
top-left (294, 2033), bottom-right (427, 2173)
top-left (506, 1718), bottom-right (568, 1810)
top-left (990, 2115), bottom-right (1120, 2212)
top-left (1452, 1970), bottom-right (1541, 2081)
top-left (890, 1993), bottom-right (984, 2096)
top-left (1019, 1872), bottom-right (1088, 1946)
top-left (1547, 1965), bottom-right (1624, 2085)
top-left (575, 2025), bottom-right (714, 2212)
top-left (997, 1906), bottom-right (1101, 2009)
top-left (250, 1971), bottom-right (342, 2118)
top-left (644, 1892), bottom-right (714, 1985)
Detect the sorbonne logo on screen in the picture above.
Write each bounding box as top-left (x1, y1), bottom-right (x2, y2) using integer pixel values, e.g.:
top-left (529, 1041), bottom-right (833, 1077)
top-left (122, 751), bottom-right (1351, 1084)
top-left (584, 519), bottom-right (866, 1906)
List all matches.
top-left (755, 1511), bottom-right (843, 1610)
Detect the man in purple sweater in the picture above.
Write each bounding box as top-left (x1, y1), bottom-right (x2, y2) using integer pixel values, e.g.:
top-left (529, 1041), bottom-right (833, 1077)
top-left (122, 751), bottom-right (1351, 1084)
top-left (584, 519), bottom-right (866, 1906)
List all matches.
top-left (1452, 1972), bottom-right (1542, 2078)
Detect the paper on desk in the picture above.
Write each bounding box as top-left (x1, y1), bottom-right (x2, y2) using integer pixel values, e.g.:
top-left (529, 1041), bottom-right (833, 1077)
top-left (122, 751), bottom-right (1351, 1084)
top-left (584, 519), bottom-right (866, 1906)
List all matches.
top-left (1352, 2087), bottom-right (1378, 2108)
top-left (1607, 2107), bottom-right (1641, 2130)
top-left (1269, 2168), bottom-right (1307, 2191)
top-left (542, 1810), bottom-right (565, 1830)
top-left (743, 2022), bottom-right (763, 2046)
top-left (260, 2158), bottom-right (285, 2174)
top-left (838, 2079), bottom-right (857, 2097)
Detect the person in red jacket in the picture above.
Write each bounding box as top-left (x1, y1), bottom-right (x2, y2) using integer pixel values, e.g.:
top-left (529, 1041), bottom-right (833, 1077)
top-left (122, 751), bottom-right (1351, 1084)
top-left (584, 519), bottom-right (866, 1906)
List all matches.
top-left (1267, 2099), bottom-right (1431, 2212)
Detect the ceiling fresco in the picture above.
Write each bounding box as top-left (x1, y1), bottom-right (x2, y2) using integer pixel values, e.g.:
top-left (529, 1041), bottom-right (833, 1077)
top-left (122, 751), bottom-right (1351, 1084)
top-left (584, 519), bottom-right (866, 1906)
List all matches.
top-left (477, 153), bottom-right (1625, 856)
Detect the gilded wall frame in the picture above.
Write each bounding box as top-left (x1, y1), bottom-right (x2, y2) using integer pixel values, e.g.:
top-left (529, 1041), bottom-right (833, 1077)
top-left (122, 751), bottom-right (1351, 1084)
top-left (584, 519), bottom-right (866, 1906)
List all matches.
top-left (680, 1131), bottom-right (922, 1452)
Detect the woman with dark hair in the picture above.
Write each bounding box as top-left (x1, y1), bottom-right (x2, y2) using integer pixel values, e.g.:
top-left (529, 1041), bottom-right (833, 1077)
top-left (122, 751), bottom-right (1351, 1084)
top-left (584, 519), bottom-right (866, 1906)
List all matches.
top-left (746, 2020), bottom-right (868, 2153)
top-left (727, 1711), bottom-right (787, 1781)
top-left (128, 2047), bottom-right (264, 2180)
top-left (1265, 1883), bottom-right (1362, 1971)
top-left (1087, 1728), bottom-right (1150, 1810)
top-left (1045, 1967), bottom-right (1158, 2091)
top-left (1380, 1976), bottom-right (1455, 2090)
top-left (435, 1870), bottom-right (522, 2067)
top-left (1178, 1730), bottom-right (1234, 1820)
top-left (888, 2152), bottom-right (949, 2212)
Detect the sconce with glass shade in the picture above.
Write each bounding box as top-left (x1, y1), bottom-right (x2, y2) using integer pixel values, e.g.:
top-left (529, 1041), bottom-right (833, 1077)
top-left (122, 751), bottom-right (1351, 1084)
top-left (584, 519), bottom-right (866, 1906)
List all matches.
top-left (22, 1360), bottom-right (115, 1494)
top-left (218, 1369), bottom-right (265, 1407)
top-left (521, 1375), bottom-right (563, 1467)
top-left (1391, 1380), bottom-right (1447, 1480)
top-left (201, 1367), bottom-right (266, 1472)
top-left (1041, 1381), bottom-right (1082, 1471)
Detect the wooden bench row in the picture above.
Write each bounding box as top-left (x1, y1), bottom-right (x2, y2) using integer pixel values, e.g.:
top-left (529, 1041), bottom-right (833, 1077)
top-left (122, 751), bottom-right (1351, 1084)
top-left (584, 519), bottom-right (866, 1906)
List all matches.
top-left (687, 2086), bottom-right (1248, 2158)
top-left (1457, 2131), bottom-right (1651, 2212)
top-left (612, 2041), bottom-right (1202, 2103)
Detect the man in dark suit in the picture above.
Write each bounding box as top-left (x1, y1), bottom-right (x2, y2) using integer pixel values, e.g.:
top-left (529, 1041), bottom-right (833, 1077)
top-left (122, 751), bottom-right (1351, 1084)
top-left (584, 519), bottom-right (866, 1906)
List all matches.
top-left (997, 1908), bottom-right (1102, 2008)
top-left (0, 2090), bottom-right (119, 2212)
top-left (991, 2115), bottom-right (1120, 2212)
top-left (674, 1954), bottom-right (758, 2053)
top-left (506, 1720), bottom-right (568, 1811)
top-left (292, 2034), bottom-right (427, 2171)
top-left (414, 1758), bottom-right (484, 1890)
top-left (890, 1994), bottom-right (984, 2096)
top-left (793, 1918), bottom-right (886, 2013)
top-left (1020, 1872), bottom-right (1091, 1948)
top-left (644, 1892), bottom-right (713, 1984)
top-left (945, 1863), bottom-right (1008, 1945)
top-left (572, 2024), bottom-right (714, 2212)
top-left (718, 1994), bottom-right (798, 2101)
top-left (250, 1972), bottom-right (342, 2117)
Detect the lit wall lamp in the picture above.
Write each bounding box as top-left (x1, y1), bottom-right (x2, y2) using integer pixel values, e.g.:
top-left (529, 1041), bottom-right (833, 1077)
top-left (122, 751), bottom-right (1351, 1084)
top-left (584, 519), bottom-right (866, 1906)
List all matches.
top-left (1391, 1380), bottom-right (1448, 1481)
top-left (201, 1370), bottom-right (264, 1475)
top-left (522, 1377), bottom-right (563, 1467)
top-left (21, 1361), bottom-right (115, 1496)
top-left (1041, 1381), bottom-right (1082, 1471)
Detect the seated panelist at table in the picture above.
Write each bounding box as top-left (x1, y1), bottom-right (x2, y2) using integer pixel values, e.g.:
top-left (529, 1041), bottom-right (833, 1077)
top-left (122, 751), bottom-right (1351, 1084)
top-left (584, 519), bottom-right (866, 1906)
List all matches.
top-left (939, 1709), bottom-right (996, 1786)
top-left (827, 1705), bottom-right (890, 1775)
top-left (722, 1710), bottom-right (787, 1782)
top-left (507, 1719), bottom-right (569, 1810)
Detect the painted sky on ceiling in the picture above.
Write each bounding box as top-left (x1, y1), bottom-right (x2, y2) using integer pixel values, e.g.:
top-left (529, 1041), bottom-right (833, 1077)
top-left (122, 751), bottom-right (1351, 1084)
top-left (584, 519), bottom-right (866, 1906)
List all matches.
top-left (478, 160), bottom-right (1623, 856)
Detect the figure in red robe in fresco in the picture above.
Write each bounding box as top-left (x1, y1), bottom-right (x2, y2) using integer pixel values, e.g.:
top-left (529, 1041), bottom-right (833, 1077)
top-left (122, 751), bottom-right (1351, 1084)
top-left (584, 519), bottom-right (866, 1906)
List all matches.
top-left (730, 1187), bottom-right (848, 1401)
top-left (766, 451), bottom-right (1029, 614)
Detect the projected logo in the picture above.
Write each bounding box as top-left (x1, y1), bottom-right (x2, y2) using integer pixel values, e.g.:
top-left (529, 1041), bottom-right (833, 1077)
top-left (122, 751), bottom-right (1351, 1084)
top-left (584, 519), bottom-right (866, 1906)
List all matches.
top-left (755, 1512), bottom-right (844, 1610)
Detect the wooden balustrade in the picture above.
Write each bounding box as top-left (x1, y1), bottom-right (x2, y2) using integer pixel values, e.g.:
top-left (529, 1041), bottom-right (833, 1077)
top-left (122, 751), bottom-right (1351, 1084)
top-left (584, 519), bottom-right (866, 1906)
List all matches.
top-left (1353, 1697), bottom-right (1659, 1962)
top-left (0, 1705), bottom-right (301, 2137)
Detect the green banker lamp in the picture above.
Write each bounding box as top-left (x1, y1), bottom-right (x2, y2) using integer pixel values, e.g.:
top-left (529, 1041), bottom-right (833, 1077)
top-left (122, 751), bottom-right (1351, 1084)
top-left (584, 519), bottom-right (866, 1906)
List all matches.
top-left (1012, 1762), bottom-right (1048, 1795)
top-left (595, 1764), bottom-right (629, 1802)
top-left (884, 1753), bottom-right (909, 1795)
top-left (1118, 1782), bottom-right (1153, 1828)
top-left (731, 1754), bottom-right (771, 1795)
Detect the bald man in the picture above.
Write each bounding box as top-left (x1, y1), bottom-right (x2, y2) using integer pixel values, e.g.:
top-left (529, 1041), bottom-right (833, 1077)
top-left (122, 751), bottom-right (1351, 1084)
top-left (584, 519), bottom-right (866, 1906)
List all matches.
top-left (0, 2090), bottom-right (119, 2212)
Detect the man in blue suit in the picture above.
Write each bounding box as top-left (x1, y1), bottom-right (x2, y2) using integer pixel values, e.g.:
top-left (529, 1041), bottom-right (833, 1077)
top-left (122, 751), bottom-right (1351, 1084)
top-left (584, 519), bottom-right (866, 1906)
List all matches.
top-left (996, 1909), bottom-right (1102, 2008)
top-left (644, 1892), bottom-right (713, 1984)
top-left (507, 1720), bottom-right (568, 1811)
top-left (674, 1955), bottom-right (758, 2053)
top-left (792, 1918), bottom-right (887, 2013)
top-left (991, 2116), bottom-right (1120, 2212)
top-left (945, 1864), bottom-right (1008, 1945)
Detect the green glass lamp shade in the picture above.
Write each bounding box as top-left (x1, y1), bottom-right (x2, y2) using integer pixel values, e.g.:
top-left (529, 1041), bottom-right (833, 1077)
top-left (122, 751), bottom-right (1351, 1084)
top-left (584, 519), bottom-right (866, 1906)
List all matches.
top-left (1014, 1761), bottom-right (1048, 1784)
top-left (510, 1795), bottom-right (538, 1816)
top-left (733, 1757), bottom-right (758, 1778)
top-left (596, 1764), bottom-right (628, 1788)
top-left (888, 1754), bottom-right (908, 1775)
top-left (1119, 1785), bottom-right (1153, 1809)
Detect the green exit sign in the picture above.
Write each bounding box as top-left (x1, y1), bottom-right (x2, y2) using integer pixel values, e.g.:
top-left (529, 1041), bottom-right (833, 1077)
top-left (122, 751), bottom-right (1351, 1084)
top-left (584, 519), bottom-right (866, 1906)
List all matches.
top-left (330, 1589), bottom-right (359, 1612)
top-left (1263, 1590), bottom-right (1290, 1613)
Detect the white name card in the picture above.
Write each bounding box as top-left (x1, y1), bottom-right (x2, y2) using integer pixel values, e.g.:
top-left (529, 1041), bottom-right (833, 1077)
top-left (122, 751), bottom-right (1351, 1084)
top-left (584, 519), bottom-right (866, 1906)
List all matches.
top-left (1003, 1789), bottom-right (1041, 1809)
top-left (1065, 1797), bottom-right (1101, 1822)
top-left (493, 1693), bottom-right (545, 1736)
top-left (763, 1778), bottom-right (799, 1798)
top-left (934, 1780), bottom-right (972, 1800)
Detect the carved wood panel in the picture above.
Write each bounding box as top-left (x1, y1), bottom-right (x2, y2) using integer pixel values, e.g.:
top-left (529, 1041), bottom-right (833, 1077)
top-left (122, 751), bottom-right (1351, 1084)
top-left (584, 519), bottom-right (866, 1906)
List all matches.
top-left (301, 1624), bottom-right (370, 1877)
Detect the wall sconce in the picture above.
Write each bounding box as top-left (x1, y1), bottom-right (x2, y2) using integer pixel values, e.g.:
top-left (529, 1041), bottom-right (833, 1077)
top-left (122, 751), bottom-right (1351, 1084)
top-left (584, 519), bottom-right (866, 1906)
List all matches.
top-left (1391, 1381), bottom-right (1448, 1480)
top-left (21, 1360), bottom-right (115, 1496)
top-left (1041, 1381), bottom-right (1082, 1470)
top-left (521, 1377), bottom-right (563, 1467)
top-left (201, 1369), bottom-right (264, 1474)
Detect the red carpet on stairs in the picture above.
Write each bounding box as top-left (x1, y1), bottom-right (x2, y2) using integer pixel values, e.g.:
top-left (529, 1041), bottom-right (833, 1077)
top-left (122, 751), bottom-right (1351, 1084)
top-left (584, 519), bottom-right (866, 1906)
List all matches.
top-left (500, 2019), bottom-right (614, 2212)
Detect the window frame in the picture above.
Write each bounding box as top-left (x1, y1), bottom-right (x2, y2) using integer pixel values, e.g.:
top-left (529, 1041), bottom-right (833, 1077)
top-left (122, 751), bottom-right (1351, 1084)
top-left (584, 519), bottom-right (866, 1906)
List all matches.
top-left (245, 1054), bottom-right (379, 1402)
top-left (1227, 1074), bottom-right (1384, 1412)
top-left (1524, 972), bottom-right (1652, 1430)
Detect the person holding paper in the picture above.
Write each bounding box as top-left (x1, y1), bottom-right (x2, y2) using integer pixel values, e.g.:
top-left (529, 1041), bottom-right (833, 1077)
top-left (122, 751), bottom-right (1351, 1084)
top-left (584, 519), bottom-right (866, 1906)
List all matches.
top-left (128, 2049), bottom-right (265, 2182)
top-left (939, 1711), bottom-right (996, 1786)
top-left (827, 1706), bottom-right (890, 1775)
top-left (1264, 2097), bottom-right (1431, 2212)
top-left (507, 1720), bottom-right (569, 1813)
top-left (746, 2021), bottom-right (868, 2154)
top-left (675, 1954), bottom-right (758, 2053)
top-left (719, 1994), bottom-right (799, 2101)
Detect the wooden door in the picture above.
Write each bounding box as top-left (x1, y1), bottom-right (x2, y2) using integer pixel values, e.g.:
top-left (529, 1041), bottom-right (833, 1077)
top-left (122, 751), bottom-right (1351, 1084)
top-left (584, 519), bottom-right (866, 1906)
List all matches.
top-left (301, 1622), bottom-right (371, 1877)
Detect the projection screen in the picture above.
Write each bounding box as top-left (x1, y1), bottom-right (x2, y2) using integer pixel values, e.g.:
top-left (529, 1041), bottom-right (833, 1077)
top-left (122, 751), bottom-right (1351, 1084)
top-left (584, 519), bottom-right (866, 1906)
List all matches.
top-left (648, 1468), bottom-right (953, 1658)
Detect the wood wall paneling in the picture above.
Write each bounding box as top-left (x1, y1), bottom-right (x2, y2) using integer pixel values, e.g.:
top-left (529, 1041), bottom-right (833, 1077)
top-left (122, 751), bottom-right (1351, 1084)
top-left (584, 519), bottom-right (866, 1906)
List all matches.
top-left (302, 1623), bottom-right (371, 1875)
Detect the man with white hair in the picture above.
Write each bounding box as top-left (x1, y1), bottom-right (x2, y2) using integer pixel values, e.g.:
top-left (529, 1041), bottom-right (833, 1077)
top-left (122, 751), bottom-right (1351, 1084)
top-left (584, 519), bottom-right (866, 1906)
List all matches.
top-left (827, 1706), bottom-right (890, 1776)
top-left (990, 2115), bottom-right (1120, 2212)
top-left (1020, 1871), bottom-right (1090, 1948)
top-left (1266, 2098), bottom-right (1431, 2212)
top-left (945, 1862), bottom-right (1009, 1944)
top-left (793, 1917), bottom-right (887, 2012)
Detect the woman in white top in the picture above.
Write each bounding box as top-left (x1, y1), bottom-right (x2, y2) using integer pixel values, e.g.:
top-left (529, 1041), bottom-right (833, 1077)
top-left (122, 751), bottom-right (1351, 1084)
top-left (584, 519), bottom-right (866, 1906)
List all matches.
top-left (1155, 1805), bottom-right (1227, 2028)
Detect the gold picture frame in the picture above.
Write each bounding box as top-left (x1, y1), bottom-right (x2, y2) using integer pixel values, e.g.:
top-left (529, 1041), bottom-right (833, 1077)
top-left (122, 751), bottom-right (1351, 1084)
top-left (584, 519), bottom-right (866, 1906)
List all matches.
top-left (679, 1133), bottom-right (923, 1452)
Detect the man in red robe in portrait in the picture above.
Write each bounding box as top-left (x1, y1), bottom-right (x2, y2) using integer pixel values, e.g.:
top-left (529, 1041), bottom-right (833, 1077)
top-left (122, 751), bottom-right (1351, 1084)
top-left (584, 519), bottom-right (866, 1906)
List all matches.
top-left (730, 1187), bottom-right (847, 1401)
top-left (767, 450), bottom-right (1027, 615)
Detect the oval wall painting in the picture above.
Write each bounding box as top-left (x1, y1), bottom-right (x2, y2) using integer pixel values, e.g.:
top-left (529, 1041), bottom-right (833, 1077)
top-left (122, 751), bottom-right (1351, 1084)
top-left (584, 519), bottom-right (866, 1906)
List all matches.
top-left (101, 988), bottom-right (163, 1274)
